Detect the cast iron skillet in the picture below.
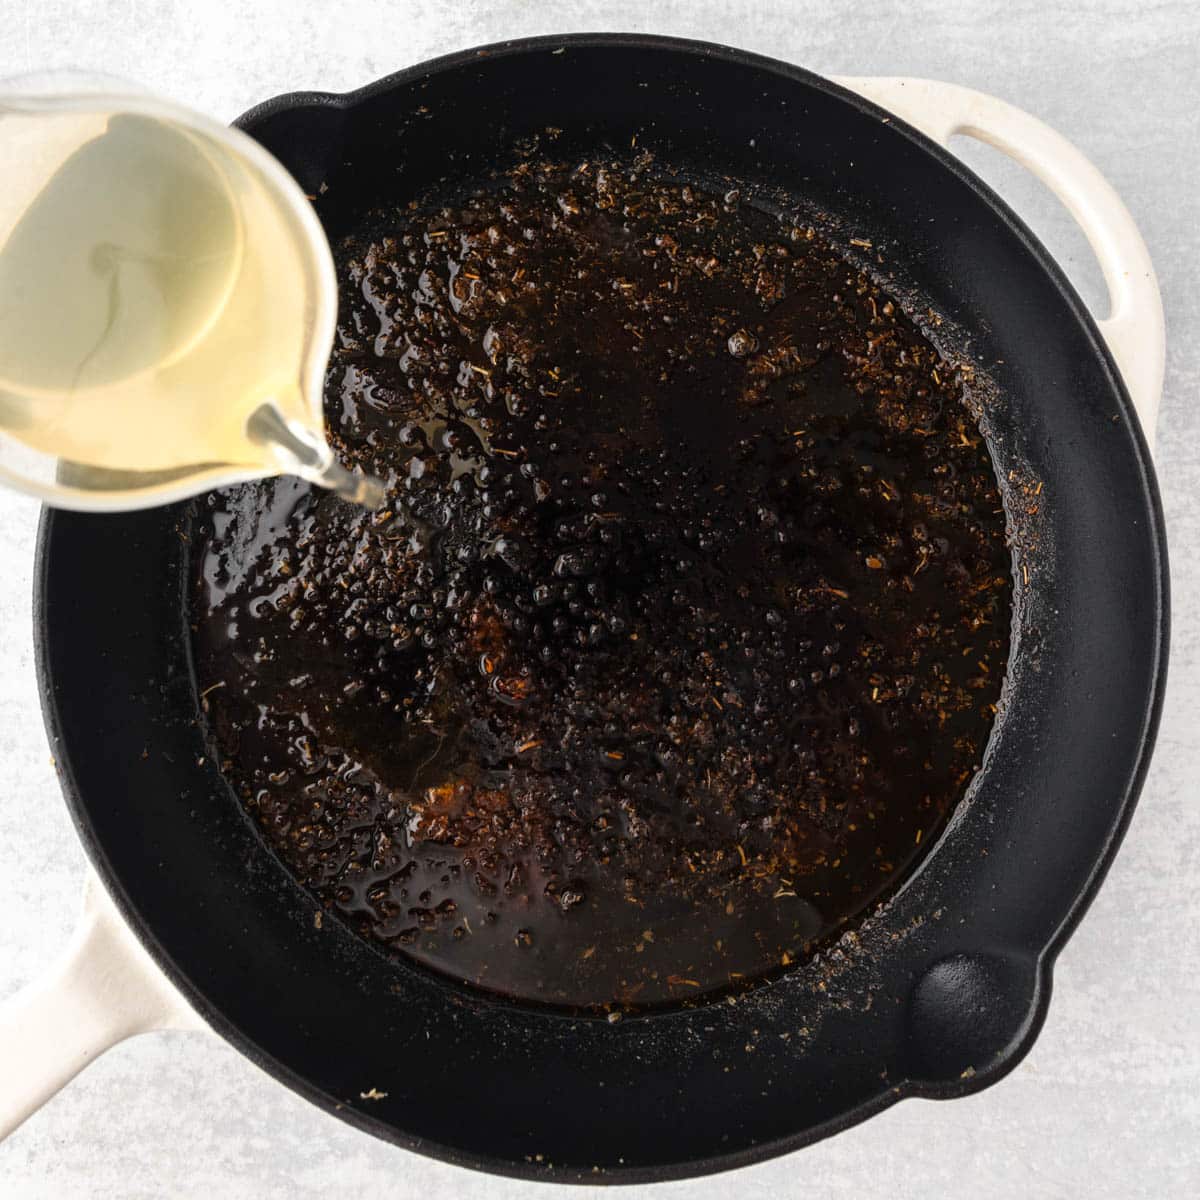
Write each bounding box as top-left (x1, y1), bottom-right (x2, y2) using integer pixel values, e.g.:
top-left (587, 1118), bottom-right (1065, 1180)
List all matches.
top-left (35, 34), bottom-right (1167, 1182)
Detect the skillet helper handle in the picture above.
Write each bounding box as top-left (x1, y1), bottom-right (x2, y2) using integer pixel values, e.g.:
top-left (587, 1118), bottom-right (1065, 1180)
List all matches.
top-left (833, 76), bottom-right (1165, 452)
top-left (0, 871), bottom-right (202, 1141)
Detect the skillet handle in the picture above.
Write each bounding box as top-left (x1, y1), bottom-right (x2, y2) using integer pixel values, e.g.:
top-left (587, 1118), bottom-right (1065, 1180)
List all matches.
top-left (0, 871), bottom-right (204, 1141)
top-left (833, 76), bottom-right (1165, 452)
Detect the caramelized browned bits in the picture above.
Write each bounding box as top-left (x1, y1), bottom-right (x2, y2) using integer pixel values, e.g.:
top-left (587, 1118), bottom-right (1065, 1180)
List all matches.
top-left (193, 156), bottom-right (1011, 1010)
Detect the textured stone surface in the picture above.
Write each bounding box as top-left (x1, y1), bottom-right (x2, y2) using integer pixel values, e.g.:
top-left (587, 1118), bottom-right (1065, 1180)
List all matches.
top-left (1, 2), bottom-right (1197, 1196)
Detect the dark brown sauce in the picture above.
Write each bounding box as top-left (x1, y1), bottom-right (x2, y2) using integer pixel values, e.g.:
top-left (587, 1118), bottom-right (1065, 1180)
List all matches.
top-left (191, 157), bottom-right (1011, 1010)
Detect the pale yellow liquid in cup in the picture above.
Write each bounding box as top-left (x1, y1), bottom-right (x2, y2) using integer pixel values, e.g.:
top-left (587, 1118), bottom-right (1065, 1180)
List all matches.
top-left (0, 100), bottom-right (379, 505)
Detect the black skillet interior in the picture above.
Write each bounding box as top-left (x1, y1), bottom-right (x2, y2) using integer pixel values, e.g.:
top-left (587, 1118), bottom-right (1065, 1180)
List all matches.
top-left (35, 35), bottom-right (1166, 1183)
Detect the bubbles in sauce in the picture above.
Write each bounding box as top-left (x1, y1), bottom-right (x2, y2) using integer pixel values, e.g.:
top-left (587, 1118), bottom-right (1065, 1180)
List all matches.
top-left (192, 156), bottom-right (1011, 1010)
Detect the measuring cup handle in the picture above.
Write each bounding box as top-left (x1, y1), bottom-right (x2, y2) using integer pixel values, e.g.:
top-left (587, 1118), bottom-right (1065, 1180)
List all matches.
top-left (833, 75), bottom-right (1165, 451)
top-left (0, 872), bottom-right (203, 1141)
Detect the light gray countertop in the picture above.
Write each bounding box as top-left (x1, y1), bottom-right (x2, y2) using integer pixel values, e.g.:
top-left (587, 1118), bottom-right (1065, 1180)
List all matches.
top-left (1, 2), bottom-right (1197, 1196)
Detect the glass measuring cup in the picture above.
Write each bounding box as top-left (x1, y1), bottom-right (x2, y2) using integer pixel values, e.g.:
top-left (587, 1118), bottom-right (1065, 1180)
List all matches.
top-left (0, 73), bottom-right (382, 511)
